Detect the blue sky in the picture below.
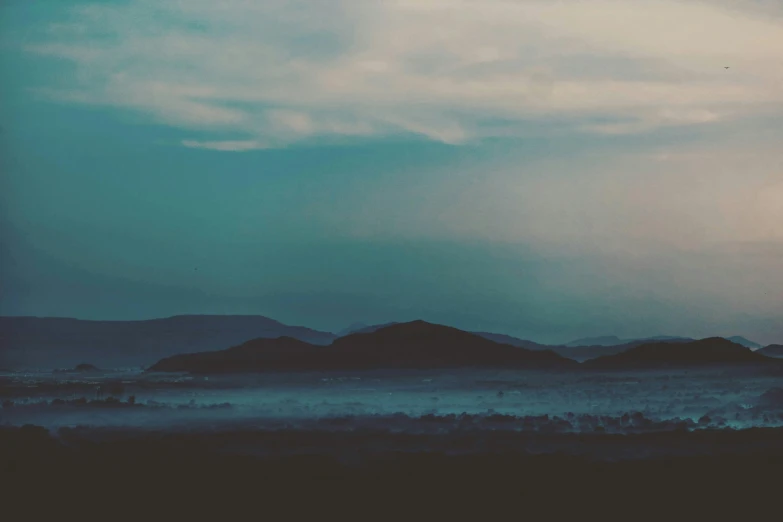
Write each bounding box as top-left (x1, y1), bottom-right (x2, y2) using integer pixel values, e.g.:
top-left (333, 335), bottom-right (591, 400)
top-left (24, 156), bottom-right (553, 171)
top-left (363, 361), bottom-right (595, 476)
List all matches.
top-left (1, 0), bottom-right (782, 344)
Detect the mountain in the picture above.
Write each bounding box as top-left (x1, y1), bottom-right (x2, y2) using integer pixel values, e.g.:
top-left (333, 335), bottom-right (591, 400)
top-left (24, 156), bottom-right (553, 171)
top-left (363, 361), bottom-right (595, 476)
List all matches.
top-left (148, 320), bottom-right (577, 373)
top-left (555, 337), bottom-right (694, 362)
top-left (565, 335), bottom-right (625, 347)
top-left (329, 321), bottom-right (575, 369)
top-left (584, 337), bottom-right (775, 369)
top-left (724, 336), bottom-right (762, 350)
top-left (552, 344), bottom-right (646, 362)
top-left (0, 315), bottom-right (336, 370)
top-left (336, 322), bottom-right (370, 337)
top-left (757, 345), bottom-right (783, 358)
top-left (565, 335), bottom-right (692, 348)
top-left (147, 337), bottom-right (322, 373)
top-left (338, 322), bottom-right (401, 336)
top-left (471, 332), bottom-right (552, 350)
top-left (475, 333), bottom-right (694, 362)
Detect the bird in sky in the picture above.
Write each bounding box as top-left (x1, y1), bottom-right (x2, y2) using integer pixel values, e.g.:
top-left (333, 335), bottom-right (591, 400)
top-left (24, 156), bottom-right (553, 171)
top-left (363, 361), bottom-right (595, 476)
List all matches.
top-left (725, 66), bottom-right (730, 69)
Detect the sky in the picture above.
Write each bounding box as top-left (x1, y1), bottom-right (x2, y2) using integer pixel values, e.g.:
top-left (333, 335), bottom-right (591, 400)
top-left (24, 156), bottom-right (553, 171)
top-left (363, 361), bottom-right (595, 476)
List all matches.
top-left (1, 0), bottom-right (782, 345)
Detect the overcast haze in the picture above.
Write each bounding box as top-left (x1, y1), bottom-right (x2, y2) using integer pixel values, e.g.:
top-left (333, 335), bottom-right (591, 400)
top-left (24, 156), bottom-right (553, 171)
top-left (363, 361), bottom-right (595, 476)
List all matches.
top-left (1, 0), bottom-right (781, 344)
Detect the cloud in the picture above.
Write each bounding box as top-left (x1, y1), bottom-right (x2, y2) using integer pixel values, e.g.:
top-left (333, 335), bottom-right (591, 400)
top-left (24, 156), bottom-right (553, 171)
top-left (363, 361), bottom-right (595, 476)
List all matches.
top-left (181, 140), bottom-right (269, 152)
top-left (19, 0), bottom-right (783, 148)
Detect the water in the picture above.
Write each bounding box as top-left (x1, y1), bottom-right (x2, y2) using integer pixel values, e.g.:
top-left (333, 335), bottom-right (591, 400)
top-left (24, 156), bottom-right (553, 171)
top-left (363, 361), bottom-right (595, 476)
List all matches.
top-left (2, 367), bottom-right (781, 432)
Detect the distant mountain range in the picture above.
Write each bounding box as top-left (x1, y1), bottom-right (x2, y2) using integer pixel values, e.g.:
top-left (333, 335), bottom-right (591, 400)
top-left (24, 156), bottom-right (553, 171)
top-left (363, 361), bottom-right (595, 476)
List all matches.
top-left (0, 315), bottom-right (336, 369)
top-left (148, 321), bottom-right (780, 374)
top-left (0, 313), bottom-right (775, 370)
top-left (341, 322), bottom-right (401, 336)
top-left (584, 338), bottom-right (774, 369)
top-left (474, 333), bottom-right (693, 362)
top-left (564, 335), bottom-right (692, 347)
top-left (564, 334), bottom-right (763, 350)
top-left (346, 326), bottom-right (765, 362)
top-left (148, 321), bottom-right (576, 373)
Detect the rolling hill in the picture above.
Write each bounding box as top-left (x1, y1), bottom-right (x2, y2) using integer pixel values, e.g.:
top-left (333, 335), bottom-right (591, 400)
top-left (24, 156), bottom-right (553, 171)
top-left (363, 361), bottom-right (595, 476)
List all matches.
top-left (757, 345), bottom-right (783, 358)
top-left (584, 337), bottom-right (775, 369)
top-left (147, 320), bottom-right (577, 373)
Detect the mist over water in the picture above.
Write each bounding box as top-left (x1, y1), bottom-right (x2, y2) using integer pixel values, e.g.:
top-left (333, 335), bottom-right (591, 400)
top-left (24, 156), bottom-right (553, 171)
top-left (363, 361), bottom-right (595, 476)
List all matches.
top-left (3, 368), bottom-right (781, 437)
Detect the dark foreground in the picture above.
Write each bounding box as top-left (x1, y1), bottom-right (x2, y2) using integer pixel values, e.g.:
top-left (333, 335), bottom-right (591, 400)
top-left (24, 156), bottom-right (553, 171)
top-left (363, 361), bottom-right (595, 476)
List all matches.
top-left (3, 424), bottom-right (781, 517)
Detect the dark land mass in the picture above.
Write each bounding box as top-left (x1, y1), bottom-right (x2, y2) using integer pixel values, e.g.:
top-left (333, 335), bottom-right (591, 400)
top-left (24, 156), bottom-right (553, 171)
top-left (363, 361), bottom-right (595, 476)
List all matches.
top-left (0, 315), bottom-right (336, 369)
top-left (2, 424), bottom-right (781, 515)
top-left (471, 331), bottom-right (553, 350)
top-left (340, 321), bottom-right (401, 335)
top-left (552, 337), bottom-right (694, 362)
top-left (758, 344), bottom-right (783, 358)
top-left (57, 363), bottom-right (100, 373)
top-left (566, 335), bottom-right (626, 347)
top-left (147, 324), bottom-right (778, 374)
top-left (585, 337), bottom-right (778, 369)
top-left (475, 332), bottom-right (694, 361)
top-left (565, 334), bottom-right (692, 347)
top-left (148, 321), bottom-right (576, 373)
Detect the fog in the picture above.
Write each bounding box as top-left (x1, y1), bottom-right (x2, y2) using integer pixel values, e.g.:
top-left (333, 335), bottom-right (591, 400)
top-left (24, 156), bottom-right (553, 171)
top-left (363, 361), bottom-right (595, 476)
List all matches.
top-left (3, 368), bottom-right (782, 436)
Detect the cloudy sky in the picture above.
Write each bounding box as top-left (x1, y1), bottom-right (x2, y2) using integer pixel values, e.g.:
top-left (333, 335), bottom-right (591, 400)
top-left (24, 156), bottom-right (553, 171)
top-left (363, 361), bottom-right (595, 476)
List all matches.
top-left (1, 0), bottom-right (781, 344)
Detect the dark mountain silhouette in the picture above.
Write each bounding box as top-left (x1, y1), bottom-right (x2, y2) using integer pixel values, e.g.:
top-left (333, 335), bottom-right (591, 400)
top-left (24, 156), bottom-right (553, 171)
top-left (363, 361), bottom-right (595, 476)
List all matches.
top-left (53, 362), bottom-right (100, 373)
top-left (565, 335), bottom-right (692, 347)
top-left (757, 344), bottom-right (783, 358)
top-left (336, 322), bottom-right (370, 337)
top-left (148, 320), bottom-right (577, 373)
top-left (472, 332), bottom-right (692, 362)
top-left (554, 343), bottom-right (649, 362)
top-left (566, 335), bottom-right (625, 347)
top-left (329, 321), bottom-right (574, 369)
top-left (554, 337), bottom-right (694, 362)
top-left (0, 315), bottom-right (336, 370)
top-left (338, 322), bottom-right (401, 336)
top-left (471, 331), bottom-right (553, 350)
top-left (584, 337), bottom-right (776, 369)
top-left (724, 336), bottom-right (762, 350)
top-left (147, 336), bottom-right (322, 373)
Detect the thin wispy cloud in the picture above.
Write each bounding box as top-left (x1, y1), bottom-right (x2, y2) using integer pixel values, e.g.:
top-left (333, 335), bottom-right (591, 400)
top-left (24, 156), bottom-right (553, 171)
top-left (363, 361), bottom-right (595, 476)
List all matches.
top-left (21, 0), bottom-right (783, 149)
top-left (181, 140), bottom-right (270, 152)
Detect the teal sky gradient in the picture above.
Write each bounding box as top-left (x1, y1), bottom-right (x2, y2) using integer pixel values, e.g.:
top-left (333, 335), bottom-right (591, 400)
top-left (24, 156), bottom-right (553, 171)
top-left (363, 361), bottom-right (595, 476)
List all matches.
top-left (1, 1), bottom-right (781, 344)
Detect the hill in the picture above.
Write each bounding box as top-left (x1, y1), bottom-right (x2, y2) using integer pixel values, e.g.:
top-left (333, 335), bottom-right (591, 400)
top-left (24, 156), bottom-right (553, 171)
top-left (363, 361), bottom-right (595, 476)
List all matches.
top-left (724, 336), bottom-right (762, 350)
top-left (757, 345), bottom-right (783, 358)
top-left (584, 337), bottom-right (775, 369)
top-left (565, 335), bottom-right (692, 348)
top-left (554, 337), bottom-right (693, 362)
top-left (471, 333), bottom-right (694, 362)
top-left (338, 322), bottom-right (401, 336)
top-left (565, 335), bottom-right (625, 347)
top-left (471, 331), bottom-right (552, 350)
top-left (336, 322), bottom-right (370, 337)
top-left (148, 320), bottom-right (577, 373)
top-left (147, 336), bottom-right (322, 373)
top-left (0, 315), bottom-right (336, 370)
